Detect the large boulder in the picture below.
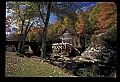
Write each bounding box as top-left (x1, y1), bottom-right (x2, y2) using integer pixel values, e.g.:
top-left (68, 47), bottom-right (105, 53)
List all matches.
top-left (6, 45), bottom-right (16, 52)
top-left (81, 33), bottom-right (116, 66)
top-left (72, 56), bottom-right (97, 63)
top-left (71, 32), bottom-right (117, 77)
top-left (24, 45), bottom-right (33, 57)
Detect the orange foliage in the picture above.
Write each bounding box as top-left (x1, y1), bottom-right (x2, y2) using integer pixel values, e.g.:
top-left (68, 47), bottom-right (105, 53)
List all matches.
top-left (30, 27), bottom-right (42, 35)
top-left (76, 13), bottom-right (88, 36)
top-left (85, 7), bottom-right (93, 15)
top-left (96, 2), bottom-right (117, 31)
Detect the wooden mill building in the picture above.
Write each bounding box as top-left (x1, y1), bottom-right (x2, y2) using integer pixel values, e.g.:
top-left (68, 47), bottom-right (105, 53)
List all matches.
top-left (52, 28), bottom-right (85, 57)
top-left (59, 28), bottom-right (85, 48)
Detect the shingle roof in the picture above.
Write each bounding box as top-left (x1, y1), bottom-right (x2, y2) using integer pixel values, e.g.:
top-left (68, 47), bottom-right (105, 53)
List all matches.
top-left (61, 28), bottom-right (77, 35)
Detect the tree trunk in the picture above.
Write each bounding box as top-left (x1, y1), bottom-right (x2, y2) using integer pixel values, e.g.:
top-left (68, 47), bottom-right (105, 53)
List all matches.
top-left (41, 2), bottom-right (51, 59)
top-left (18, 41), bottom-right (22, 53)
top-left (18, 21), bottom-right (33, 54)
top-left (41, 29), bottom-right (46, 58)
top-left (18, 34), bottom-right (26, 54)
top-left (20, 35), bottom-right (26, 54)
top-left (18, 20), bottom-right (24, 53)
top-left (18, 34), bottom-right (23, 53)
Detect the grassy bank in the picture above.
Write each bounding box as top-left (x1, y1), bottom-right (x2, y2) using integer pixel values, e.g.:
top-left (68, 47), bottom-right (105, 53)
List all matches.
top-left (5, 52), bottom-right (75, 77)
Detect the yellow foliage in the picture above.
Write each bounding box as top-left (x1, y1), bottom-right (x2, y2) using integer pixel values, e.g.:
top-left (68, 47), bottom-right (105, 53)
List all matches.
top-left (16, 31), bottom-right (21, 34)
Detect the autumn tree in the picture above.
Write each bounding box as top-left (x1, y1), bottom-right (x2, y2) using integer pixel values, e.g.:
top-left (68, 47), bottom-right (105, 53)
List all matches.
top-left (67, 12), bottom-right (78, 30)
top-left (60, 11), bottom-right (78, 33)
top-left (76, 11), bottom-right (92, 35)
top-left (62, 16), bottom-right (73, 30)
top-left (96, 2), bottom-right (117, 33)
top-left (47, 20), bottom-right (62, 41)
top-left (76, 11), bottom-right (93, 47)
top-left (27, 27), bottom-right (43, 41)
top-left (89, 2), bottom-right (117, 34)
top-left (75, 11), bottom-right (84, 35)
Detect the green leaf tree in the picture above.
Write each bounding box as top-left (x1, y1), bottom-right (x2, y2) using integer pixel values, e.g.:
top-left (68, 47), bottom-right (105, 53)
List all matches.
top-left (6, 1), bottom-right (40, 54)
top-left (88, 3), bottom-right (100, 34)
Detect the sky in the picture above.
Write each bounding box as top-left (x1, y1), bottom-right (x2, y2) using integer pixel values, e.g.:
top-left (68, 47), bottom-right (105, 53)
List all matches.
top-left (49, 13), bottom-right (58, 25)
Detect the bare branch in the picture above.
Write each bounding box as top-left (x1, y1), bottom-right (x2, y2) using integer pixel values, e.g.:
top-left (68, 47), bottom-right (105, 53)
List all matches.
top-left (38, 3), bottom-right (45, 24)
top-left (25, 21), bottom-right (30, 34)
top-left (26, 22), bottom-right (34, 34)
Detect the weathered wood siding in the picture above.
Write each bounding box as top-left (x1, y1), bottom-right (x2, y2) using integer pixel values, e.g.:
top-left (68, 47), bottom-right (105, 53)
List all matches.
top-left (60, 29), bottom-right (81, 48)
